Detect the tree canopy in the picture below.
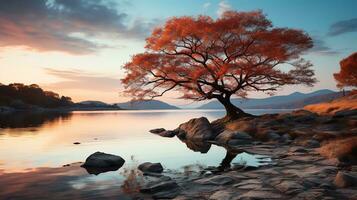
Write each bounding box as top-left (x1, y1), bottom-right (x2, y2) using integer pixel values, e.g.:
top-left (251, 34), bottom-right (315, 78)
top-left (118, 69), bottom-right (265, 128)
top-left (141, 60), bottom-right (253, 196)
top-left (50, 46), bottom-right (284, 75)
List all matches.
top-left (122, 11), bottom-right (316, 119)
top-left (334, 52), bottom-right (357, 88)
top-left (0, 83), bottom-right (73, 109)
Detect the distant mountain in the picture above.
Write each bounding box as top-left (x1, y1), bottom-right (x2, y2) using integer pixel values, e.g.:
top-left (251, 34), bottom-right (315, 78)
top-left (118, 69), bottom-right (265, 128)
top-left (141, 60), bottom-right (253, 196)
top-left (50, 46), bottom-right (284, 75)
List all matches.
top-left (78, 101), bottom-right (111, 107)
top-left (115, 100), bottom-right (179, 110)
top-left (198, 89), bottom-right (344, 109)
top-left (75, 100), bottom-right (122, 110)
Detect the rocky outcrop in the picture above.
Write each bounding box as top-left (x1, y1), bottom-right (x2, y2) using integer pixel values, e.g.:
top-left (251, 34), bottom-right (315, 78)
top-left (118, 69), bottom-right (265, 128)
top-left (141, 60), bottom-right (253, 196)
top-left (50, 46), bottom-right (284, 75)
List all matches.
top-left (138, 162), bottom-right (164, 173)
top-left (215, 130), bottom-right (253, 145)
top-left (176, 117), bottom-right (217, 141)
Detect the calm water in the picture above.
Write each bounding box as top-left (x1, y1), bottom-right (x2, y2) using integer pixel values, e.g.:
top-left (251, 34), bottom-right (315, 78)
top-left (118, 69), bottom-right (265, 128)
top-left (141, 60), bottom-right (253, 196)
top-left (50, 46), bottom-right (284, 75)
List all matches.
top-left (0, 109), bottom-right (290, 199)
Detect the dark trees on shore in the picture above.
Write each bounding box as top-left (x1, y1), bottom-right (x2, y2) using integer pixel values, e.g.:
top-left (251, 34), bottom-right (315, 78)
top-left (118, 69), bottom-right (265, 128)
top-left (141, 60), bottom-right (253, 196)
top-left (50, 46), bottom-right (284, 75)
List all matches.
top-left (122, 11), bottom-right (316, 120)
top-left (0, 83), bottom-right (73, 108)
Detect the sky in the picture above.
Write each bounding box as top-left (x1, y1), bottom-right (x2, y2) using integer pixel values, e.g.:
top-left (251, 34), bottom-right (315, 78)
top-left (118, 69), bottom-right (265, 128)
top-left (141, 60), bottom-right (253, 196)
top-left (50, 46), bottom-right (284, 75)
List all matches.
top-left (0, 0), bottom-right (356, 107)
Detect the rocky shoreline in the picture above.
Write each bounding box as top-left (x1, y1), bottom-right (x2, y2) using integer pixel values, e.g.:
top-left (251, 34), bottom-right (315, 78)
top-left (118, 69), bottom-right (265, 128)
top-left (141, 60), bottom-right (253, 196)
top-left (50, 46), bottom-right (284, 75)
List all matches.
top-left (134, 108), bottom-right (357, 199)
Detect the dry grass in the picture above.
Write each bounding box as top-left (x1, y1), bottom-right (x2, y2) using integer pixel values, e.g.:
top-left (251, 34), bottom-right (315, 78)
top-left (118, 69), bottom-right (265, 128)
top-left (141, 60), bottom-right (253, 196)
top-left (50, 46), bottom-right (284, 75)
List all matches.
top-left (304, 94), bottom-right (357, 115)
top-left (318, 136), bottom-right (357, 160)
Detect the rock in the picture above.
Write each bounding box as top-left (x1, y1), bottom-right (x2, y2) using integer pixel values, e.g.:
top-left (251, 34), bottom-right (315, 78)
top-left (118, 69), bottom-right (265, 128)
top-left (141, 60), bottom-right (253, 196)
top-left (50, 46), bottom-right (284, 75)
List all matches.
top-left (149, 128), bottom-right (166, 134)
top-left (73, 142), bottom-right (80, 145)
top-left (238, 190), bottom-right (283, 199)
top-left (266, 131), bottom-right (281, 141)
top-left (292, 110), bottom-right (318, 123)
top-left (195, 175), bottom-right (235, 185)
top-left (289, 146), bottom-right (307, 153)
top-left (181, 139), bottom-right (211, 153)
top-left (275, 180), bottom-right (304, 194)
top-left (301, 139), bottom-right (320, 148)
top-left (176, 117), bottom-right (217, 141)
top-left (158, 130), bottom-right (177, 137)
top-left (333, 109), bottom-right (357, 118)
top-left (138, 162), bottom-right (164, 173)
top-left (81, 152), bottom-right (125, 175)
top-left (140, 179), bottom-right (179, 198)
top-left (209, 190), bottom-right (235, 200)
top-left (334, 171), bottom-right (357, 188)
top-left (81, 152), bottom-right (125, 168)
top-left (215, 130), bottom-right (253, 145)
top-left (281, 134), bottom-right (292, 142)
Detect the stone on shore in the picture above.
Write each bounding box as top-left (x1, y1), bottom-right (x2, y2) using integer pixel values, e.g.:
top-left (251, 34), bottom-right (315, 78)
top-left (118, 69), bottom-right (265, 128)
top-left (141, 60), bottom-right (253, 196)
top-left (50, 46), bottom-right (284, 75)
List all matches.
top-left (138, 162), bottom-right (164, 173)
top-left (176, 117), bottom-right (217, 141)
top-left (209, 190), bottom-right (236, 200)
top-left (140, 177), bottom-right (180, 199)
top-left (195, 175), bottom-right (235, 185)
top-left (81, 152), bottom-right (125, 168)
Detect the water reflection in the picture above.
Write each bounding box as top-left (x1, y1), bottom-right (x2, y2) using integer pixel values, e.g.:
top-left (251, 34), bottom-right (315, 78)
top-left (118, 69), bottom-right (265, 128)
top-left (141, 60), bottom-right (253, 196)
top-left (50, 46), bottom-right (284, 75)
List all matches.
top-left (178, 138), bottom-right (272, 172)
top-left (179, 139), bottom-right (211, 153)
top-left (0, 110), bottom-right (278, 199)
top-left (0, 111), bottom-right (72, 129)
top-left (0, 163), bottom-right (132, 200)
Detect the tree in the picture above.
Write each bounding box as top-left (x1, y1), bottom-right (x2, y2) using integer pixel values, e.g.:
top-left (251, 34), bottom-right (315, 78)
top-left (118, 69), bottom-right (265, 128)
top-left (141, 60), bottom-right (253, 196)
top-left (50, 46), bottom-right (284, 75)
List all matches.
top-left (334, 52), bottom-right (357, 89)
top-left (122, 11), bottom-right (316, 120)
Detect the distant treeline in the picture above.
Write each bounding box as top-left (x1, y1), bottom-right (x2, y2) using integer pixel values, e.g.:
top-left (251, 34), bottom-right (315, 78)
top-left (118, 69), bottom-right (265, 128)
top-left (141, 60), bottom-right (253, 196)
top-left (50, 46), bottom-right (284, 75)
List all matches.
top-left (0, 83), bottom-right (73, 109)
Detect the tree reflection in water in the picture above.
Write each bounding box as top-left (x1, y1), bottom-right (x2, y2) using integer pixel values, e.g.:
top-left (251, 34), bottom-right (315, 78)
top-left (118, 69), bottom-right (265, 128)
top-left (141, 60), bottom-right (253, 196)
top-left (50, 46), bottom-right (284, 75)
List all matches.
top-left (0, 111), bottom-right (72, 129)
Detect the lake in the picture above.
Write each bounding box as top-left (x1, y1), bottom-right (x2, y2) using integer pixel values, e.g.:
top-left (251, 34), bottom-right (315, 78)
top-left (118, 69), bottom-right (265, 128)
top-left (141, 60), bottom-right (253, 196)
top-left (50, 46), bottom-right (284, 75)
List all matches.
top-left (0, 109), bottom-right (291, 199)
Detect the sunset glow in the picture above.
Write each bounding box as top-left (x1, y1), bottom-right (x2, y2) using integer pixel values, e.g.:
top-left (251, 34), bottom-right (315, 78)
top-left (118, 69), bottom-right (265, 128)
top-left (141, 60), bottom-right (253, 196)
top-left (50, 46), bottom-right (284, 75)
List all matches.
top-left (1, 0), bottom-right (356, 106)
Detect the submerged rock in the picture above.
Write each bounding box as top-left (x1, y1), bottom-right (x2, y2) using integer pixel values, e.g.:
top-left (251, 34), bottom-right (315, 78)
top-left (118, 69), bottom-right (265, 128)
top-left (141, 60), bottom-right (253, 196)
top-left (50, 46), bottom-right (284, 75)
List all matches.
top-left (176, 117), bottom-right (217, 141)
top-left (138, 162), bottom-right (164, 173)
top-left (81, 152), bottom-right (125, 175)
top-left (149, 128), bottom-right (166, 134)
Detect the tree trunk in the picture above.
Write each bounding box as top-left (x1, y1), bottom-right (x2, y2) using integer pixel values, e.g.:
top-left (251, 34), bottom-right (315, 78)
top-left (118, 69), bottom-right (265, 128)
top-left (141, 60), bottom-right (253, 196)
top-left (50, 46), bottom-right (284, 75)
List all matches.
top-left (217, 97), bottom-right (252, 121)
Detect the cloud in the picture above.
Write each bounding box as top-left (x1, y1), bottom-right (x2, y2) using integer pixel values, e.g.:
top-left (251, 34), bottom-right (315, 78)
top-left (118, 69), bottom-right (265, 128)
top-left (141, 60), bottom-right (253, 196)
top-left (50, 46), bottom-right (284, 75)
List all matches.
top-left (217, 1), bottom-right (232, 17)
top-left (0, 0), bottom-right (156, 54)
top-left (328, 18), bottom-right (357, 36)
top-left (308, 36), bottom-right (339, 56)
top-left (44, 68), bottom-right (122, 92)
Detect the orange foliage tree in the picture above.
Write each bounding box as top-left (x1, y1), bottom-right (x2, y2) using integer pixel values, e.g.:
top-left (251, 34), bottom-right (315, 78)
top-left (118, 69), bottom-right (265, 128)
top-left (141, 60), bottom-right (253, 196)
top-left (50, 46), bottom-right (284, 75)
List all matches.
top-left (122, 11), bottom-right (316, 120)
top-left (334, 52), bottom-right (357, 89)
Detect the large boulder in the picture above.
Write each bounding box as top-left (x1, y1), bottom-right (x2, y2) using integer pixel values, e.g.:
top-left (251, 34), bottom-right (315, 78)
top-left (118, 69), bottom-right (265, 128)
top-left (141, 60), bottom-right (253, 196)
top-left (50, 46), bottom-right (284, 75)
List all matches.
top-left (176, 117), bottom-right (217, 141)
top-left (138, 162), bottom-right (164, 173)
top-left (81, 152), bottom-right (125, 171)
top-left (215, 130), bottom-right (252, 145)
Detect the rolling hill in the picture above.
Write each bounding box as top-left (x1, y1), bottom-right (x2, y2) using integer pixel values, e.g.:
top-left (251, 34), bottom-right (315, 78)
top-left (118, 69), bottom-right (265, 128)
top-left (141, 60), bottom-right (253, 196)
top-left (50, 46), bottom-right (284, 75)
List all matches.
top-left (198, 89), bottom-right (344, 109)
top-left (115, 100), bottom-right (179, 110)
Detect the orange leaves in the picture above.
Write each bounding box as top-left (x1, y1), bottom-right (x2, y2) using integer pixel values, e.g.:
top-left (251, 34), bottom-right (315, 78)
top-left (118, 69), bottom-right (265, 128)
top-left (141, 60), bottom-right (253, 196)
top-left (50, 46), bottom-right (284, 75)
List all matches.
top-left (334, 52), bottom-right (357, 88)
top-left (122, 10), bottom-right (316, 101)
